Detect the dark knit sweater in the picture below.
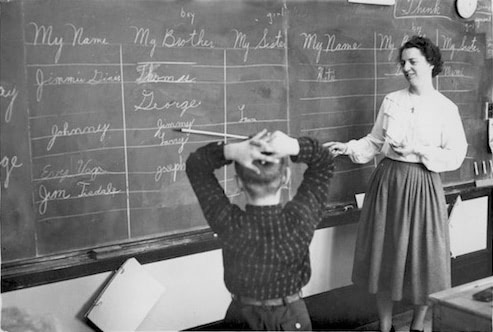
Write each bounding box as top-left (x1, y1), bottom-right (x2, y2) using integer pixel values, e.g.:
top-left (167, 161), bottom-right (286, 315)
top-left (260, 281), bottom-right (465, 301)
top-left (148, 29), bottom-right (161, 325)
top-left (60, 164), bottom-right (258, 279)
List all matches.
top-left (186, 137), bottom-right (333, 300)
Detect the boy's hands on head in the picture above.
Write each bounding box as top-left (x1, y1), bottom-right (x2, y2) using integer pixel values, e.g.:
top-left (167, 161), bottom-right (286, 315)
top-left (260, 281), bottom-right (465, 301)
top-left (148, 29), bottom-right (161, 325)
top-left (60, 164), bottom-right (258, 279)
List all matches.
top-left (255, 130), bottom-right (300, 158)
top-left (224, 129), bottom-right (279, 174)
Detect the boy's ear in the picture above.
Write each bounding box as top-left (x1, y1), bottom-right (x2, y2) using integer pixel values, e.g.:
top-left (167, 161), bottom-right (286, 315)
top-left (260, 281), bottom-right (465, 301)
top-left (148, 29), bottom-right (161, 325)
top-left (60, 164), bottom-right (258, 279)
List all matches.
top-left (282, 167), bottom-right (291, 187)
top-left (235, 175), bottom-right (244, 192)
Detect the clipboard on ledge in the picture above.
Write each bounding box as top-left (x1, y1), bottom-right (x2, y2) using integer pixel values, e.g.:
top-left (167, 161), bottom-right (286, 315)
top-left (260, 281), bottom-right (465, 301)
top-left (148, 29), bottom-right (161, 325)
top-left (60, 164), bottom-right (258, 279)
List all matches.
top-left (85, 257), bottom-right (165, 332)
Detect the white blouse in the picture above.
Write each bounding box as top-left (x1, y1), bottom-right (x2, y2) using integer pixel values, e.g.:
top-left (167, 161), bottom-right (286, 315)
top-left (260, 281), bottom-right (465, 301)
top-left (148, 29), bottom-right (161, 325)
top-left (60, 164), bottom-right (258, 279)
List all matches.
top-left (346, 88), bottom-right (468, 173)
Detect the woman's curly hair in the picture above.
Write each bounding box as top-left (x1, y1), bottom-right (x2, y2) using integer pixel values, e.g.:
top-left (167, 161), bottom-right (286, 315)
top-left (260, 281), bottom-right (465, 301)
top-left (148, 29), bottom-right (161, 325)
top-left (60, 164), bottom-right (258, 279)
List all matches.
top-left (399, 35), bottom-right (444, 77)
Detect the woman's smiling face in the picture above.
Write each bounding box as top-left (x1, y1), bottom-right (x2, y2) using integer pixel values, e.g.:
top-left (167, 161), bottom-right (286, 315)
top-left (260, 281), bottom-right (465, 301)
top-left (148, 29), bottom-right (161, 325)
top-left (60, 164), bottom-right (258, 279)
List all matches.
top-left (400, 47), bottom-right (434, 88)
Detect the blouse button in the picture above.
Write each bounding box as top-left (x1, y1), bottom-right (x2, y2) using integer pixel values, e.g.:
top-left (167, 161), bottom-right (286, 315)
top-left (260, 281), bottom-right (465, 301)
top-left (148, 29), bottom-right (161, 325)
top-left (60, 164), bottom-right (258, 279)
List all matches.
top-left (295, 322), bottom-right (301, 329)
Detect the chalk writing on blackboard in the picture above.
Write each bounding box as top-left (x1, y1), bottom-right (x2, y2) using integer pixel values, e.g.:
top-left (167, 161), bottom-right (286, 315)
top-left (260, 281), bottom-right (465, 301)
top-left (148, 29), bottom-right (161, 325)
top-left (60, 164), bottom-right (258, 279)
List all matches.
top-left (0, 0), bottom-right (490, 264)
top-left (0, 84), bottom-right (18, 123)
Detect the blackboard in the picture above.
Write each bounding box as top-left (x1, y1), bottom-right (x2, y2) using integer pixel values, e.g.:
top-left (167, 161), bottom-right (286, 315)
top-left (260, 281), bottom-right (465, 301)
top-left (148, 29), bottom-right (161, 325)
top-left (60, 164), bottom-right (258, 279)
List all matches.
top-left (1, 0), bottom-right (492, 266)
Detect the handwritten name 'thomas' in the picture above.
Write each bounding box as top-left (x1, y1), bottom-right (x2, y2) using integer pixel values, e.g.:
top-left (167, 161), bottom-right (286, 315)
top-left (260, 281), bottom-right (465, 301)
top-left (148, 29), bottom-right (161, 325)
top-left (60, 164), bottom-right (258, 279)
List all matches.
top-left (135, 63), bottom-right (196, 85)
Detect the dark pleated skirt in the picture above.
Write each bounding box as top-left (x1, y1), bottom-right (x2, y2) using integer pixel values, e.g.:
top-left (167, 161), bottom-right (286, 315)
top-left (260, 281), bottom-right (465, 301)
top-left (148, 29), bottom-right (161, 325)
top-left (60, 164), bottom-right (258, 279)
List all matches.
top-left (351, 158), bottom-right (451, 305)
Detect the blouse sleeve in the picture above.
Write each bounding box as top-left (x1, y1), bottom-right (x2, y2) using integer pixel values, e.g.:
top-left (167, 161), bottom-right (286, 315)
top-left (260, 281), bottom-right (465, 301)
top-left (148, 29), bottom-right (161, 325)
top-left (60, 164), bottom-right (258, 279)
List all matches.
top-left (345, 101), bottom-right (387, 164)
top-left (416, 105), bottom-right (467, 173)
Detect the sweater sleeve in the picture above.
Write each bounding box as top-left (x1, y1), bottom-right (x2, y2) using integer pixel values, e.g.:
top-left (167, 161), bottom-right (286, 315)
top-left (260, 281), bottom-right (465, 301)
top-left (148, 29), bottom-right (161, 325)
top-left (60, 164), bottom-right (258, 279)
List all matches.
top-left (285, 137), bottom-right (334, 228)
top-left (345, 99), bottom-right (387, 164)
top-left (185, 141), bottom-right (234, 233)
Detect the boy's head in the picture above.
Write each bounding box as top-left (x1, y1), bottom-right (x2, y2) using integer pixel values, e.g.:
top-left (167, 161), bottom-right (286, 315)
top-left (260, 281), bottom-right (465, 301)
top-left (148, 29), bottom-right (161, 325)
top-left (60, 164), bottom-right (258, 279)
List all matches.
top-left (234, 157), bottom-right (289, 201)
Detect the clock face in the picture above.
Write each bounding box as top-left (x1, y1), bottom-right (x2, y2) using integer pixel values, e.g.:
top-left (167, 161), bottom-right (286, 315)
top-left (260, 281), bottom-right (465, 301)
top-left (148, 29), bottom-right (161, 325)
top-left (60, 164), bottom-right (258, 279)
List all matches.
top-left (456, 0), bottom-right (478, 19)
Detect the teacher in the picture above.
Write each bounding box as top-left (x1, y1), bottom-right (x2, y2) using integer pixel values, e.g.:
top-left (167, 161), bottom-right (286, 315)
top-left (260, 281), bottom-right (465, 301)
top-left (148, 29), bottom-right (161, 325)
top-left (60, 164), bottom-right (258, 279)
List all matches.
top-left (325, 35), bottom-right (467, 332)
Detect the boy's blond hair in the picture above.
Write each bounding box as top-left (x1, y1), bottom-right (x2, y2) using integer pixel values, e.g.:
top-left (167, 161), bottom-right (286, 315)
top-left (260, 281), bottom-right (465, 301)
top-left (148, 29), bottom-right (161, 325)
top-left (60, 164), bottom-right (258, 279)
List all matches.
top-left (234, 158), bottom-right (288, 198)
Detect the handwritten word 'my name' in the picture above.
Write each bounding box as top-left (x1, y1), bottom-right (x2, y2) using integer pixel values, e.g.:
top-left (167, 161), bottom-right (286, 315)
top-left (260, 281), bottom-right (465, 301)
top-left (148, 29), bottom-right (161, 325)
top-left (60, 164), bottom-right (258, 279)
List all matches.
top-left (29, 22), bottom-right (108, 64)
top-left (47, 122), bottom-right (111, 151)
top-left (300, 33), bottom-right (361, 63)
top-left (134, 90), bottom-right (201, 117)
top-left (1, 155), bottom-right (23, 189)
top-left (0, 85), bottom-right (18, 123)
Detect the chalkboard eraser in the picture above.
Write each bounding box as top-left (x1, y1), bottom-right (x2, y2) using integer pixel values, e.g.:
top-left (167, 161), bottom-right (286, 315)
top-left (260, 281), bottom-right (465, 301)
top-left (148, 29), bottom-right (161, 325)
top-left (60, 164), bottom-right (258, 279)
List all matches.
top-left (89, 245), bottom-right (123, 260)
top-left (475, 178), bottom-right (493, 188)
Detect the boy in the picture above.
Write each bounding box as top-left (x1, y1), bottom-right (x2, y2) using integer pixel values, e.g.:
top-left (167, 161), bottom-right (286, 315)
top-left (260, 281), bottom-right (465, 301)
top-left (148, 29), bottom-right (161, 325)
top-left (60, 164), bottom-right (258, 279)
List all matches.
top-left (186, 129), bottom-right (333, 330)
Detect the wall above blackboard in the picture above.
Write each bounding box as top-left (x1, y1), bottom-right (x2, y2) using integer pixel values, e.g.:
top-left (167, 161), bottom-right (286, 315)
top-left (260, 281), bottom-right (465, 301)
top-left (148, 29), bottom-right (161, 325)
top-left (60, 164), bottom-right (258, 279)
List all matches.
top-left (1, 0), bottom-right (491, 271)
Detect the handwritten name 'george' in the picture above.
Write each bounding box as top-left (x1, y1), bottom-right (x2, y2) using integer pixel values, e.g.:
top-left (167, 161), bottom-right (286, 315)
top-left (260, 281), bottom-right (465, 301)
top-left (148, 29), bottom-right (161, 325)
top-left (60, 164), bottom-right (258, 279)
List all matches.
top-left (134, 90), bottom-right (201, 117)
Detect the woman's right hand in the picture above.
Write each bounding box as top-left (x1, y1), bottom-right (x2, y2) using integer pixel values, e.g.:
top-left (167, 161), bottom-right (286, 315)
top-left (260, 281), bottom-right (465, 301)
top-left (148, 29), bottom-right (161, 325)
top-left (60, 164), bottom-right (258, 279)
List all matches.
top-left (323, 141), bottom-right (348, 157)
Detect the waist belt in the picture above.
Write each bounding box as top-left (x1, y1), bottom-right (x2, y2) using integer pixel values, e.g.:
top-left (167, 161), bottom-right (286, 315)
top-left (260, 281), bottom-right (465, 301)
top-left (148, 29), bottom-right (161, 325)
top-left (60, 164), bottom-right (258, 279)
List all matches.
top-left (231, 292), bottom-right (302, 306)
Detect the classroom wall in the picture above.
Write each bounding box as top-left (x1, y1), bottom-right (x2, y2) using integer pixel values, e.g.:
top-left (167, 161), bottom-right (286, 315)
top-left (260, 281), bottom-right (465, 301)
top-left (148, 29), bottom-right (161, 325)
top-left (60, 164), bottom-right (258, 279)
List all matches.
top-left (1, 224), bottom-right (358, 332)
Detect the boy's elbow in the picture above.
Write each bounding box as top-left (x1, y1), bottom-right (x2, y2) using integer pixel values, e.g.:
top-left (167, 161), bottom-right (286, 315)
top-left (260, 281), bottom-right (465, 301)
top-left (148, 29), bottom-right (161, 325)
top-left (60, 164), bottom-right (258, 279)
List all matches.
top-left (185, 153), bottom-right (198, 175)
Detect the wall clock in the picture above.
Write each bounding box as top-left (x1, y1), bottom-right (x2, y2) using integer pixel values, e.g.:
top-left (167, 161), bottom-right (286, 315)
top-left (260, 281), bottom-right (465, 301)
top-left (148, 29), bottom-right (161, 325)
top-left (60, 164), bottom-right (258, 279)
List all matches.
top-left (456, 0), bottom-right (478, 19)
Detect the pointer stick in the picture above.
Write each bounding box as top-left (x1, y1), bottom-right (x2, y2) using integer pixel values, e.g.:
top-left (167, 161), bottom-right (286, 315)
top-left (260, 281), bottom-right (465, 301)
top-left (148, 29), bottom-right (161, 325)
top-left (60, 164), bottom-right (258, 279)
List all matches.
top-left (174, 128), bottom-right (248, 140)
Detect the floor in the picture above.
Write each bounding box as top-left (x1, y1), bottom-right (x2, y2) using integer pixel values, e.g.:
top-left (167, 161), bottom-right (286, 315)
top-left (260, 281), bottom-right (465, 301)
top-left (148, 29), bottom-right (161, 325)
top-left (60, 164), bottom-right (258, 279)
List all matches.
top-left (356, 310), bottom-right (433, 332)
